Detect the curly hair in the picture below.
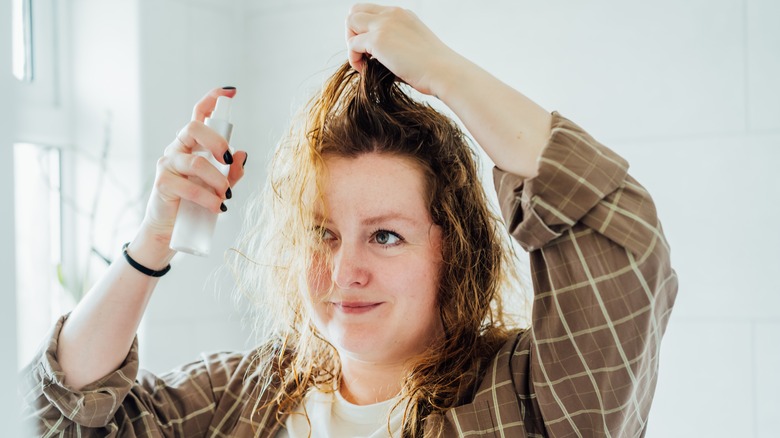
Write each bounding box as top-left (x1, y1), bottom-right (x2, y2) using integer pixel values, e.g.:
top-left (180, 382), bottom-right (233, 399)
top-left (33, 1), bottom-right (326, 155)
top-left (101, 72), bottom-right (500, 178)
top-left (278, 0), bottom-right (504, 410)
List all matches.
top-left (230, 59), bottom-right (527, 437)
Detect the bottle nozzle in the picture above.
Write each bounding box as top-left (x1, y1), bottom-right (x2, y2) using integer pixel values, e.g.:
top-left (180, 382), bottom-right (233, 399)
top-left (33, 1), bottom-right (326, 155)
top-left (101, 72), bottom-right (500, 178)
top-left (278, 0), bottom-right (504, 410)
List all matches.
top-left (212, 96), bottom-right (232, 121)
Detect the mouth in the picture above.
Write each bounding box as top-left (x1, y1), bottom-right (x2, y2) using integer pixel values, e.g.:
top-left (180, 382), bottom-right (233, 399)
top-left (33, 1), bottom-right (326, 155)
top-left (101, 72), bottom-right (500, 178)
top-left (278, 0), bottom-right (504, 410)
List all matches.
top-left (331, 301), bottom-right (383, 314)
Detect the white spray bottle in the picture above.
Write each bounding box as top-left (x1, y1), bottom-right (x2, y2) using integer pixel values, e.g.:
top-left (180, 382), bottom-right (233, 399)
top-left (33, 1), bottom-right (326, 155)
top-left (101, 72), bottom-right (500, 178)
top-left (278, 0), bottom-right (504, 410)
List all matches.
top-left (169, 95), bottom-right (234, 256)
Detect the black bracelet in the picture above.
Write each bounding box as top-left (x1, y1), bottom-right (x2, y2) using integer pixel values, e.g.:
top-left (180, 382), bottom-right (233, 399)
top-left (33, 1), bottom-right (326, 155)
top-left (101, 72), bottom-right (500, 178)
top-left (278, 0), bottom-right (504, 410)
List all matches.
top-left (122, 242), bottom-right (171, 277)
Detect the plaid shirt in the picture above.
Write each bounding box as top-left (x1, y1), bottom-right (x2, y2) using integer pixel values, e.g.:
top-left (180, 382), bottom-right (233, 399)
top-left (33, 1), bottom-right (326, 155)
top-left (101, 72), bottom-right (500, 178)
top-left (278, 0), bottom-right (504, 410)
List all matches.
top-left (21, 113), bottom-right (677, 437)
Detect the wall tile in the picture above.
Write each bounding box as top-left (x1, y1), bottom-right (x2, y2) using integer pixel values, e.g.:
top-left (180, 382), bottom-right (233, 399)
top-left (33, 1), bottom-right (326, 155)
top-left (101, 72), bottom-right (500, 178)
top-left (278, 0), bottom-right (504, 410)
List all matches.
top-left (756, 321), bottom-right (780, 437)
top-left (418, 0), bottom-right (746, 142)
top-left (139, 317), bottom-right (251, 375)
top-left (144, 250), bottom-right (246, 322)
top-left (747, 0), bottom-right (780, 132)
top-left (616, 134), bottom-right (780, 320)
top-left (646, 318), bottom-right (754, 437)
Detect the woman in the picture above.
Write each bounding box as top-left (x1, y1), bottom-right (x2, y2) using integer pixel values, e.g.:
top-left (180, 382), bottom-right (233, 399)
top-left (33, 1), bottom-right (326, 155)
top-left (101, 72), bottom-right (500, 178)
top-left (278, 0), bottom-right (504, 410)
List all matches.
top-left (22, 4), bottom-right (677, 437)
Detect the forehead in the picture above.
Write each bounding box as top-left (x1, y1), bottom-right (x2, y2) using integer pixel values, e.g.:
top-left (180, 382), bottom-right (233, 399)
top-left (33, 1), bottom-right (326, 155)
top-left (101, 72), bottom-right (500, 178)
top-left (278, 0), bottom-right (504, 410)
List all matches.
top-left (316, 153), bottom-right (431, 223)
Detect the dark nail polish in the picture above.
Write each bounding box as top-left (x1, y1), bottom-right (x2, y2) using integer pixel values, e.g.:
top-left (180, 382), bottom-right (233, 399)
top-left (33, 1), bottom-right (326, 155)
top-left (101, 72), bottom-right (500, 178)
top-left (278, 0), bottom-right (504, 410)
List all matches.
top-left (220, 203), bottom-right (228, 212)
top-left (222, 86), bottom-right (236, 90)
top-left (223, 150), bottom-right (234, 165)
top-left (226, 187), bottom-right (232, 199)
top-left (242, 153), bottom-right (248, 168)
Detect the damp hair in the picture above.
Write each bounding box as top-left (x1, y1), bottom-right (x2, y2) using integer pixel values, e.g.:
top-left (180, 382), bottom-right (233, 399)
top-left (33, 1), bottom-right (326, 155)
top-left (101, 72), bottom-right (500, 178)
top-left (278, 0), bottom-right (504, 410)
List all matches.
top-left (229, 58), bottom-right (528, 437)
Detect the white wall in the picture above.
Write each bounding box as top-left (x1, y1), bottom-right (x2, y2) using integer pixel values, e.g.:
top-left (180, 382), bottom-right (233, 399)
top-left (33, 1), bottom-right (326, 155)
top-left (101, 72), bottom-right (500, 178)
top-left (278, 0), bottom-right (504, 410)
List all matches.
top-left (0, 0), bottom-right (21, 434)
top-left (16, 0), bottom-right (777, 436)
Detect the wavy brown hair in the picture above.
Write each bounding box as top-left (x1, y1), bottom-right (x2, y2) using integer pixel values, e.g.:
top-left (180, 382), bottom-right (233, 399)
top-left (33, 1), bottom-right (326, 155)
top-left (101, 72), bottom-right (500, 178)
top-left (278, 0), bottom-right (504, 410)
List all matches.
top-left (230, 59), bottom-right (527, 437)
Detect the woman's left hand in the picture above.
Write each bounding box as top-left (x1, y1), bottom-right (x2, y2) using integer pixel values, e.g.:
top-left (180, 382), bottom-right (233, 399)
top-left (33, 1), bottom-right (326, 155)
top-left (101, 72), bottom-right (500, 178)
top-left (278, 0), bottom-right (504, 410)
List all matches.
top-left (346, 3), bottom-right (462, 97)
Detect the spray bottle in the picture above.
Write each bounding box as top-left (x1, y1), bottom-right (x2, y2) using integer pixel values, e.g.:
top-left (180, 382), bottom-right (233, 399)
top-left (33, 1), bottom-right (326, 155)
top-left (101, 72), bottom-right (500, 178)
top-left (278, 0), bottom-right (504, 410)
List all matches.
top-left (169, 96), bottom-right (233, 256)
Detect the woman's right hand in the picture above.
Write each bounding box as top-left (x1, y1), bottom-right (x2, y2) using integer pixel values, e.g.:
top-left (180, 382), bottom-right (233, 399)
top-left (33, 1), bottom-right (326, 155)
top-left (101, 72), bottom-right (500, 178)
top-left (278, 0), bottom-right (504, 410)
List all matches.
top-left (132, 87), bottom-right (248, 265)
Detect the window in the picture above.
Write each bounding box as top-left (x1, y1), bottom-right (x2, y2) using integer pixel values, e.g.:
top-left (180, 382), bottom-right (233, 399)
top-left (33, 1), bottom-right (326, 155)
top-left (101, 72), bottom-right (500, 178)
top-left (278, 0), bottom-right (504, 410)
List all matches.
top-left (11, 0), bottom-right (33, 81)
top-left (14, 143), bottom-right (66, 368)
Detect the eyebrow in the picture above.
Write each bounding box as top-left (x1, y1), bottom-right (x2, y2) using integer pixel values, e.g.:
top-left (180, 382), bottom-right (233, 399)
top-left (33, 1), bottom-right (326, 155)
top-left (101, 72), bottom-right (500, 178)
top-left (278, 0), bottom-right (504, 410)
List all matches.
top-left (362, 213), bottom-right (421, 227)
top-left (313, 212), bottom-right (423, 227)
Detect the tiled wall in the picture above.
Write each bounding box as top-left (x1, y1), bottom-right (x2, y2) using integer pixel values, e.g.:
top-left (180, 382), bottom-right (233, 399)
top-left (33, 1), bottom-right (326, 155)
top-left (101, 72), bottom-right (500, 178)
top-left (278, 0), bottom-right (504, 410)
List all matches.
top-left (138, 1), bottom-right (780, 436)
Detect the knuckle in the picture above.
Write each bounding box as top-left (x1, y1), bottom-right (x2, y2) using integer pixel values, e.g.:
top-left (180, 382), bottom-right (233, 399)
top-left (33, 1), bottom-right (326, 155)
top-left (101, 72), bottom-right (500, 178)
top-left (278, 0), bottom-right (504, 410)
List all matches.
top-left (154, 174), bottom-right (170, 193)
top-left (182, 120), bottom-right (200, 135)
top-left (185, 184), bottom-right (202, 202)
top-left (189, 154), bottom-right (208, 173)
top-left (386, 6), bottom-right (404, 19)
top-left (370, 30), bottom-right (384, 45)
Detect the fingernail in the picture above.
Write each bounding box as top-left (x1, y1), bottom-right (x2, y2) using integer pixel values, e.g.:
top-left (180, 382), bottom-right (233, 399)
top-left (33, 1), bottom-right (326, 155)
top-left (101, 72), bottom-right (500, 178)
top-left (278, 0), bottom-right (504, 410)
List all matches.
top-left (222, 86), bottom-right (236, 90)
top-left (242, 153), bottom-right (248, 168)
top-left (220, 203), bottom-right (228, 212)
top-left (223, 150), bottom-right (234, 165)
top-left (226, 187), bottom-right (232, 199)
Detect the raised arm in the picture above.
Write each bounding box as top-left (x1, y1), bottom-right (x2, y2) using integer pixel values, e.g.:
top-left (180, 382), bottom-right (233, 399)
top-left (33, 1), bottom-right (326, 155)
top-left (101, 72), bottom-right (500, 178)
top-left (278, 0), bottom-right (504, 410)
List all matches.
top-left (21, 88), bottom-right (249, 435)
top-left (492, 114), bottom-right (678, 435)
top-left (57, 87), bottom-right (246, 390)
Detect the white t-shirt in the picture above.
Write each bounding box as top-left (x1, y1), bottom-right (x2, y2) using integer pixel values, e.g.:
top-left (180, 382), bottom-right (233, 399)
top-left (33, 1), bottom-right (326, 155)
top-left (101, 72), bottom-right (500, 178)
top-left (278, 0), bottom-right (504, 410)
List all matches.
top-left (275, 388), bottom-right (405, 438)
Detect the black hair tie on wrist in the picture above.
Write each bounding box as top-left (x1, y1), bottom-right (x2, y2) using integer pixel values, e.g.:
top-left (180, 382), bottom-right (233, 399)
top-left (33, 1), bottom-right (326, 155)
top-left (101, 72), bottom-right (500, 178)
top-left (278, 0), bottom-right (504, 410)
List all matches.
top-left (122, 242), bottom-right (171, 277)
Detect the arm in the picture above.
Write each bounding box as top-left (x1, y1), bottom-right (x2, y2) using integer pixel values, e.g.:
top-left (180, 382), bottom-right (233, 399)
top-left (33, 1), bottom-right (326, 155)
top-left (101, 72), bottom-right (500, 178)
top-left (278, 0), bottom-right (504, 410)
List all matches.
top-left (494, 114), bottom-right (677, 435)
top-left (57, 87), bottom-right (246, 390)
top-left (21, 87), bottom-right (248, 434)
top-left (21, 315), bottom-right (248, 435)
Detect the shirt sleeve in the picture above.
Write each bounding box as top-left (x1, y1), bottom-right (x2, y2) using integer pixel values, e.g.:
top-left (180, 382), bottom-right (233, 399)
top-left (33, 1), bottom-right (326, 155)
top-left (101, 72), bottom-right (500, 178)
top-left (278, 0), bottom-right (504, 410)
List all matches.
top-left (493, 112), bottom-right (678, 436)
top-left (19, 314), bottom-right (246, 437)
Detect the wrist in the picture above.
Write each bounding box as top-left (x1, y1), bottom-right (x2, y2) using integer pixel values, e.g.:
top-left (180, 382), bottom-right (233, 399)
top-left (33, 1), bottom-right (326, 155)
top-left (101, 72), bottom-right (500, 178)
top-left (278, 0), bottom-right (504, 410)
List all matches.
top-left (428, 53), bottom-right (478, 102)
top-left (126, 227), bottom-right (176, 271)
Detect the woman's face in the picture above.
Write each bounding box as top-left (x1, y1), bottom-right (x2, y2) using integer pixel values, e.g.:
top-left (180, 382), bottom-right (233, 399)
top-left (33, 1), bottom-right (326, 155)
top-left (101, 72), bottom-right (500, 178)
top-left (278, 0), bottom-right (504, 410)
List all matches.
top-left (308, 152), bottom-right (444, 366)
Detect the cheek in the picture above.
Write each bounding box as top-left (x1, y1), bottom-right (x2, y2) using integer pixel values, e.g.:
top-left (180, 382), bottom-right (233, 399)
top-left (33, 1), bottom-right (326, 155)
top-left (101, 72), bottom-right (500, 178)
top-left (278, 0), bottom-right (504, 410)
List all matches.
top-left (307, 254), bottom-right (331, 298)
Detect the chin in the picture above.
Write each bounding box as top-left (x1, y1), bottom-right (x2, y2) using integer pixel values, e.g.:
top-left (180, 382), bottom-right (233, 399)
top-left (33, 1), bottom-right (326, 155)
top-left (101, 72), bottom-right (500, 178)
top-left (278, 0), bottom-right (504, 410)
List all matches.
top-left (328, 329), bottom-right (401, 363)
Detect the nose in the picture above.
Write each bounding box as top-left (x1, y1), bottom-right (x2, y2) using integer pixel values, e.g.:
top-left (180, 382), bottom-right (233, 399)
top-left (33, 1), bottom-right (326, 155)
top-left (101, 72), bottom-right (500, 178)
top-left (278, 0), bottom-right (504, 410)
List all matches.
top-left (331, 241), bottom-right (369, 289)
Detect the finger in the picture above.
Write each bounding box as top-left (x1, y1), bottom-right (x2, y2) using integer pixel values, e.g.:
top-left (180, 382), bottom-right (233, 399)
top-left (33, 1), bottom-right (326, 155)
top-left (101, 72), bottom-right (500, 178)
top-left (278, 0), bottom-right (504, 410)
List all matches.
top-left (347, 33), bottom-right (373, 72)
top-left (346, 11), bottom-right (374, 36)
top-left (155, 168), bottom-right (226, 214)
top-left (171, 121), bottom-right (232, 164)
top-left (160, 153), bottom-right (231, 200)
top-left (345, 20), bottom-right (360, 69)
top-left (191, 87), bottom-right (238, 122)
top-left (227, 150), bottom-right (248, 188)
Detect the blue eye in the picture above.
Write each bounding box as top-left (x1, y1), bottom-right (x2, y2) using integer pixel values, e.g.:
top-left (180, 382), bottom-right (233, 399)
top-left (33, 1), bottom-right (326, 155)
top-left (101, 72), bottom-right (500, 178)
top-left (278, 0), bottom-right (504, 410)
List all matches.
top-left (372, 229), bottom-right (403, 246)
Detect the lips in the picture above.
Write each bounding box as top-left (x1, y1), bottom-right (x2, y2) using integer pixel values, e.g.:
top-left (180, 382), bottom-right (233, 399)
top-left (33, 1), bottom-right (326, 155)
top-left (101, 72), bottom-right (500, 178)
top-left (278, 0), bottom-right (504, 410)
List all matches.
top-left (331, 301), bottom-right (383, 314)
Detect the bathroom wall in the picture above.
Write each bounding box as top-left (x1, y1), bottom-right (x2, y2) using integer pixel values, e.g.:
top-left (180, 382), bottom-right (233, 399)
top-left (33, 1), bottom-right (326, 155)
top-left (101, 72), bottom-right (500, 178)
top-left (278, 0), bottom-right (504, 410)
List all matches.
top-left (0, 0), bottom-right (21, 433)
